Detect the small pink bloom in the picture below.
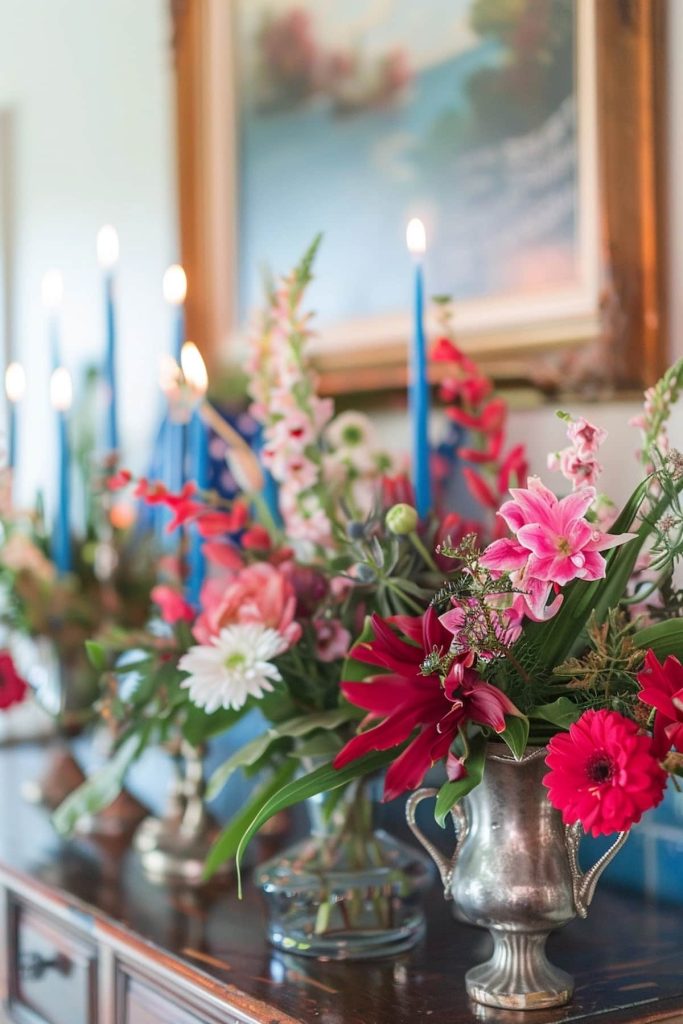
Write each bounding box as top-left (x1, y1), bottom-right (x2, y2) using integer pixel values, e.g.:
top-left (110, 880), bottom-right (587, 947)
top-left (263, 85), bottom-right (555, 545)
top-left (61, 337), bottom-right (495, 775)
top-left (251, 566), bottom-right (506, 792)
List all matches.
top-left (151, 585), bottom-right (195, 624)
top-left (446, 751), bottom-right (467, 782)
top-left (567, 417), bottom-right (607, 458)
top-left (313, 618), bottom-right (351, 662)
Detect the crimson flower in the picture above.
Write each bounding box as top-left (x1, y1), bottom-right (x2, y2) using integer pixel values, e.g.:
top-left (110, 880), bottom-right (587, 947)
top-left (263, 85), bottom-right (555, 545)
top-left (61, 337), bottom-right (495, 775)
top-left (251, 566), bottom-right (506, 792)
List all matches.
top-left (637, 650), bottom-right (683, 757)
top-left (0, 652), bottom-right (28, 710)
top-left (333, 610), bottom-right (520, 801)
top-left (106, 469), bottom-right (132, 492)
top-left (151, 585), bottom-right (195, 625)
top-left (544, 709), bottom-right (667, 836)
top-left (195, 502), bottom-right (249, 538)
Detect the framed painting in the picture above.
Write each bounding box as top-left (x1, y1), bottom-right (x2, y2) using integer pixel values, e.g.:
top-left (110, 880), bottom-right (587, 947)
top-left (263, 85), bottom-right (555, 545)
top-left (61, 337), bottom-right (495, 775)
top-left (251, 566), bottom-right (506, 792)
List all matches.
top-left (172, 0), bottom-right (667, 393)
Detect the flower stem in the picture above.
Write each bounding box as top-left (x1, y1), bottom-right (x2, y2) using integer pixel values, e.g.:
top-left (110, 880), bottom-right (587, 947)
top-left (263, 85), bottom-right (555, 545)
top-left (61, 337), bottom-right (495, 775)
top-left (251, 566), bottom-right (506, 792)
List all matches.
top-left (410, 531), bottom-right (439, 573)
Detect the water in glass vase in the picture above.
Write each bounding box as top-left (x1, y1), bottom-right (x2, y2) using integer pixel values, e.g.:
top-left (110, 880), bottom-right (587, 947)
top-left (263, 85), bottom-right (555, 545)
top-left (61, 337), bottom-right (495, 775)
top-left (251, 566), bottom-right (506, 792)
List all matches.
top-left (257, 778), bottom-right (433, 960)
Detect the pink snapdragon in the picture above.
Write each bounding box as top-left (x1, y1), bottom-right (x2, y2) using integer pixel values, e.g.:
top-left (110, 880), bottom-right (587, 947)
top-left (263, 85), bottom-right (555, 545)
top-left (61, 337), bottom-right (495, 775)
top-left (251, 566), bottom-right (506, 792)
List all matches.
top-left (548, 416), bottom-right (606, 492)
top-left (480, 477), bottom-right (635, 609)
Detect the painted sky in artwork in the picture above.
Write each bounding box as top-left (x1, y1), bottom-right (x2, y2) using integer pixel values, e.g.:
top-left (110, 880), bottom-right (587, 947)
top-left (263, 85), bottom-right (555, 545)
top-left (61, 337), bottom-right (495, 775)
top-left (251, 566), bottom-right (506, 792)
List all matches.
top-left (237, 0), bottom-right (577, 327)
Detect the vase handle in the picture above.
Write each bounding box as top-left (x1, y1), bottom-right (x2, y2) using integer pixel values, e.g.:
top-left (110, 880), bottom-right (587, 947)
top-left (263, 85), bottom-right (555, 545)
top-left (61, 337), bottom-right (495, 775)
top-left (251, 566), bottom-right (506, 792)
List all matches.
top-left (405, 787), bottom-right (467, 899)
top-left (564, 822), bottom-right (629, 919)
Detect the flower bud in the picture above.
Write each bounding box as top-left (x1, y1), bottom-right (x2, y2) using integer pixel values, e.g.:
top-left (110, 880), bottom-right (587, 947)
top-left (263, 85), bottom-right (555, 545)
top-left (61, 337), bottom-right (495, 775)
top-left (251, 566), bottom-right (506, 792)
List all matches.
top-left (385, 502), bottom-right (418, 535)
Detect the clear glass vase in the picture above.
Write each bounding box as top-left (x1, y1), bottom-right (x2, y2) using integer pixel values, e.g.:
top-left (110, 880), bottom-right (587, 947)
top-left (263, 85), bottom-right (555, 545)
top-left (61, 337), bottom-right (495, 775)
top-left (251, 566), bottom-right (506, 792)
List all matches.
top-left (257, 777), bottom-right (433, 960)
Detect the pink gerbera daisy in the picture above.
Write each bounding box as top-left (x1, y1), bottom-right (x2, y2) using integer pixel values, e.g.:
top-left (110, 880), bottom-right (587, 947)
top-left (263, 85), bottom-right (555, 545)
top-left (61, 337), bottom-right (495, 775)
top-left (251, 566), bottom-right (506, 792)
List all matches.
top-left (543, 709), bottom-right (667, 836)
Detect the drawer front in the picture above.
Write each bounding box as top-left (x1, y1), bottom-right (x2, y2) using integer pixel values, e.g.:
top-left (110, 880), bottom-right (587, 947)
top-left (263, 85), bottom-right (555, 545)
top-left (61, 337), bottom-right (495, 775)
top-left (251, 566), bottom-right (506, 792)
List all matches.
top-left (8, 895), bottom-right (97, 1024)
top-left (116, 964), bottom-right (246, 1024)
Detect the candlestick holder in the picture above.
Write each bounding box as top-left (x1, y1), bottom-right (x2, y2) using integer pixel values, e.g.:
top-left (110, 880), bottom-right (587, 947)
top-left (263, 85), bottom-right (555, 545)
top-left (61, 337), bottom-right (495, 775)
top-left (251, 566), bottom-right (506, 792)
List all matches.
top-left (134, 741), bottom-right (230, 887)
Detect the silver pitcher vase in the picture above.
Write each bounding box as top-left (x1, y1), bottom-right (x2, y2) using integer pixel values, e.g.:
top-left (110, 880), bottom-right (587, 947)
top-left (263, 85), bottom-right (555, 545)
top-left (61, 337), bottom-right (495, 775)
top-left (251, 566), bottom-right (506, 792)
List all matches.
top-left (407, 745), bottom-right (628, 1010)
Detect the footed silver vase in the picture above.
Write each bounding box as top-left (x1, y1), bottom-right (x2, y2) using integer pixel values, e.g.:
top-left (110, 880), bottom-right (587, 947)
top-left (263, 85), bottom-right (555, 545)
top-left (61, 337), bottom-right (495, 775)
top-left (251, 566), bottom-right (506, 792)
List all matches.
top-left (407, 745), bottom-right (628, 1011)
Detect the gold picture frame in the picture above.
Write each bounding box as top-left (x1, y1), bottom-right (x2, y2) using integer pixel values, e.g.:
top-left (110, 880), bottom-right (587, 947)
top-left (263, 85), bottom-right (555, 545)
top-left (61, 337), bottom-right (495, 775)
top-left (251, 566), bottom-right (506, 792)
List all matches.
top-left (171, 0), bottom-right (667, 395)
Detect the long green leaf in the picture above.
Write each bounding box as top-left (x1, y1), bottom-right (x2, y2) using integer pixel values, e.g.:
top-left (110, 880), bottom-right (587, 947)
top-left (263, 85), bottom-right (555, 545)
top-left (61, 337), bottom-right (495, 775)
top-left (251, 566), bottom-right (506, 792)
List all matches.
top-left (634, 618), bottom-right (683, 660)
top-left (499, 716), bottom-right (529, 760)
top-left (203, 759), bottom-right (297, 880)
top-left (234, 749), bottom-right (397, 896)
top-left (434, 735), bottom-right (486, 826)
top-left (529, 696), bottom-right (582, 730)
top-left (206, 708), bottom-right (354, 801)
top-left (52, 732), bottom-right (144, 837)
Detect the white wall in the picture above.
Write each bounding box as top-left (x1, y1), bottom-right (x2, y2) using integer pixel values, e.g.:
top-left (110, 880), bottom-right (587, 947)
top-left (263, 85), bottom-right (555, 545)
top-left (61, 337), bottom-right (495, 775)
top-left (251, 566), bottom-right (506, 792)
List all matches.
top-left (0, 0), bottom-right (177, 509)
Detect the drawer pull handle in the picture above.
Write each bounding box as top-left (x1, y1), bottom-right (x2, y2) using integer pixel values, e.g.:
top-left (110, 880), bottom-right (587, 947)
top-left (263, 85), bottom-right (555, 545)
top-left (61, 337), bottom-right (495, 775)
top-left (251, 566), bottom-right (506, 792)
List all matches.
top-left (19, 952), bottom-right (70, 981)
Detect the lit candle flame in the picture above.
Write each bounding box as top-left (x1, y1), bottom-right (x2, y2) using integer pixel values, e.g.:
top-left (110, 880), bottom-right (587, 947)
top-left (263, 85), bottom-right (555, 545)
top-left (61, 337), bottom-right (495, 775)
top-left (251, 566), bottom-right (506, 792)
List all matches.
top-left (406, 218), bottom-right (427, 256)
top-left (180, 341), bottom-right (208, 397)
top-left (162, 264), bottom-right (187, 306)
top-left (97, 225), bottom-right (120, 269)
top-left (41, 269), bottom-right (64, 309)
top-left (5, 362), bottom-right (26, 404)
top-left (50, 367), bottom-right (73, 412)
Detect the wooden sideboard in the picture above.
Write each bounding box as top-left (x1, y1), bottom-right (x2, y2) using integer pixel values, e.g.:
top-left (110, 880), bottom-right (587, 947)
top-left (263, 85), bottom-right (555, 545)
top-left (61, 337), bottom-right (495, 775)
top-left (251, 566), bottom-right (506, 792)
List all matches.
top-left (0, 742), bottom-right (682, 1024)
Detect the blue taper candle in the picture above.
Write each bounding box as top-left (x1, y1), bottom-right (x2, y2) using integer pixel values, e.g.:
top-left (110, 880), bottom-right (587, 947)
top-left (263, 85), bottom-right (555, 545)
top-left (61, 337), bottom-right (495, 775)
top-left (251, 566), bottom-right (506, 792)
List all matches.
top-left (50, 367), bottom-right (72, 575)
top-left (180, 342), bottom-right (209, 605)
top-left (406, 218), bottom-right (431, 519)
top-left (97, 226), bottom-right (120, 452)
top-left (187, 408), bottom-right (209, 606)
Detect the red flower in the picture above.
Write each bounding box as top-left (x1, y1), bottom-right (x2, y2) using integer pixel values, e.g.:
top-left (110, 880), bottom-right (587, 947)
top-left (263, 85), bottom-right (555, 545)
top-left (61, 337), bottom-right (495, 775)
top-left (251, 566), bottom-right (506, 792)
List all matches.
top-left (434, 512), bottom-right (481, 572)
top-left (543, 709), bottom-right (667, 836)
top-left (106, 468), bottom-right (132, 492)
top-left (381, 473), bottom-right (415, 509)
top-left (462, 466), bottom-right (499, 510)
top-left (497, 443), bottom-right (529, 494)
top-left (0, 652), bottom-right (28, 710)
top-left (151, 585), bottom-right (195, 624)
top-left (202, 542), bottom-right (244, 570)
top-left (133, 478), bottom-right (167, 504)
top-left (242, 525), bottom-right (272, 551)
top-left (195, 501), bottom-right (249, 538)
top-left (637, 650), bottom-right (683, 757)
top-left (333, 610), bottom-right (520, 801)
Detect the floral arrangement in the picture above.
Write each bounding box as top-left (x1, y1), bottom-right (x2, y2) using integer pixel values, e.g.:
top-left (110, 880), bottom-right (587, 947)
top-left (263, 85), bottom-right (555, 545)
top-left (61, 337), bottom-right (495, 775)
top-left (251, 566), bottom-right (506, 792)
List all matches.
top-left (0, 456), bottom-right (156, 724)
top-left (225, 360), bottom-right (683, 879)
top-left (53, 242), bottom-right (522, 876)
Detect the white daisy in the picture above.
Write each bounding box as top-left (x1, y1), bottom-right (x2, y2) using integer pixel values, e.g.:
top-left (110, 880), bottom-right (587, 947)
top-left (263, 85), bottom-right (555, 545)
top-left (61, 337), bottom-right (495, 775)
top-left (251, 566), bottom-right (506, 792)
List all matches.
top-left (178, 623), bottom-right (285, 713)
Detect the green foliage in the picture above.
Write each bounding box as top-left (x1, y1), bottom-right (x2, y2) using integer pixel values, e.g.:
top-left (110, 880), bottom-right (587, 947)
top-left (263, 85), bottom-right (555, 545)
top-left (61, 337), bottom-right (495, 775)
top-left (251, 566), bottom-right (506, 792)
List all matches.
top-left (203, 759), bottom-right (298, 881)
top-left (52, 730), bottom-right (149, 836)
top-left (434, 734), bottom-right (486, 826)
top-left (232, 749), bottom-right (398, 896)
top-left (499, 715), bottom-right (529, 760)
top-left (206, 709), bottom-right (354, 801)
top-left (529, 697), bottom-right (582, 731)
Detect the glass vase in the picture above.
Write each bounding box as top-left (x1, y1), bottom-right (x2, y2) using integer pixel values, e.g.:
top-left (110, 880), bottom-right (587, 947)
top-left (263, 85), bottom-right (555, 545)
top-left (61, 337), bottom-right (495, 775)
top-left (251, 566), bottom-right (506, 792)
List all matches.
top-left (257, 776), bottom-right (433, 960)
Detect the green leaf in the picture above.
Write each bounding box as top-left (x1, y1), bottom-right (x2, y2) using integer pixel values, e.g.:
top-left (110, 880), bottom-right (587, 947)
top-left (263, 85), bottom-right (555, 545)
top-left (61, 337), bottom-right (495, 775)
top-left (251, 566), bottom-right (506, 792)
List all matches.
top-left (434, 735), bottom-right (486, 827)
top-left (341, 617), bottom-right (378, 683)
top-left (234, 748), bottom-right (397, 896)
top-left (206, 709), bottom-right (354, 801)
top-left (499, 716), bottom-right (529, 760)
top-left (85, 640), bottom-right (106, 673)
top-left (181, 704), bottom-right (243, 748)
top-left (529, 697), bottom-right (582, 730)
top-left (52, 732), bottom-right (145, 837)
top-left (203, 759), bottom-right (297, 880)
top-left (634, 618), bottom-right (683, 660)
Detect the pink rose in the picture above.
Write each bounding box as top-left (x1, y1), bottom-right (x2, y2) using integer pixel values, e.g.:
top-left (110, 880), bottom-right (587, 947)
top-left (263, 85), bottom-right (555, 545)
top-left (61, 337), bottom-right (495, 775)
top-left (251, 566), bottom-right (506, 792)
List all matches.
top-left (193, 563), bottom-right (302, 650)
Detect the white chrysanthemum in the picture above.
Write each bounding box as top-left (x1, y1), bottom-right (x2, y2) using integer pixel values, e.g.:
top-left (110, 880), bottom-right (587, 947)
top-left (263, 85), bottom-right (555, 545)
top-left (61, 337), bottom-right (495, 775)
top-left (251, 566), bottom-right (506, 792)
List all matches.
top-left (178, 624), bottom-right (285, 712)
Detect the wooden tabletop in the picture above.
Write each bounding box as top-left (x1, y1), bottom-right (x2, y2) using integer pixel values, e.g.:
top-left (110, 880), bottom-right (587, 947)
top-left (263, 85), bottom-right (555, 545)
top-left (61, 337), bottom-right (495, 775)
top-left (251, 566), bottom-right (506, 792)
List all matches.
top-left (1, 742), bottom-right (682, 1024)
